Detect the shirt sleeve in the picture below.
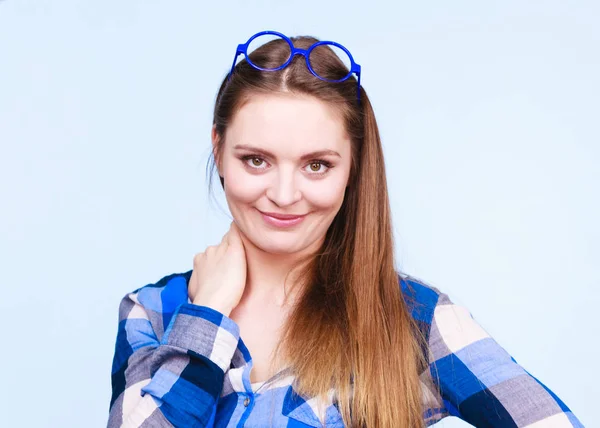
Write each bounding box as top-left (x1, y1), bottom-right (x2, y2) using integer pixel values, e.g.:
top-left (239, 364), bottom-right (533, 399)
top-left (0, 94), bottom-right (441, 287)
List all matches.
top-left (428, 291), bottom-right (583, 427)
top-left (107, 291), bottom-right (240, 427)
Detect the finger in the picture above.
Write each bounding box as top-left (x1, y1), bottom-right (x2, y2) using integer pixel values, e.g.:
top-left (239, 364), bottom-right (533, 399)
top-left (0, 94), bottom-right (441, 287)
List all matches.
top-left (226, 221), bottom-right (241, 246)
top-left (193, 252), bottom-right (206, 266)
top-left (218, 228), bottom-right (229, 247)
top-left (228, 222), bottom-right (247, 253)
top-left (216, 234), bottom-right (229, 257)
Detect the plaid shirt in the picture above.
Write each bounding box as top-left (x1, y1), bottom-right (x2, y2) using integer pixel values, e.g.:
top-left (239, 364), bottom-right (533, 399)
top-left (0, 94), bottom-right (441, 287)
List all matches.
top-left (108, 270), bottom-right (583, 427)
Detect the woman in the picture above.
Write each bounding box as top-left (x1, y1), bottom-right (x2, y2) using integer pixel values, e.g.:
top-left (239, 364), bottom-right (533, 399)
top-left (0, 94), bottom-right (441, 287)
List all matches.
top-left (108, 31), bottom-right (583, 427)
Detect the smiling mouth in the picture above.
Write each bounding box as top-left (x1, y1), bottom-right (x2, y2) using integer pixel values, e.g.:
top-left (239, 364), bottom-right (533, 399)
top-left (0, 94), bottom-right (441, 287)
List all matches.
top-left (257, 209), bottom-right (307, 228)
top-left (258, 210), bottom-right (307, 220)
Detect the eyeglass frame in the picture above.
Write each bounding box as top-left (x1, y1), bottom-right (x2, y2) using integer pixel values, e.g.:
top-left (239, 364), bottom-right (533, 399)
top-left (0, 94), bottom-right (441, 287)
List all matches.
top-left (227, 30), bottom-right (362, 104)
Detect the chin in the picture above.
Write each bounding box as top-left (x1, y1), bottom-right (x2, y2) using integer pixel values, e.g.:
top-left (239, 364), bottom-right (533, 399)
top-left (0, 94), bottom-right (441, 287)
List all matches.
top-left (251, 235), bottom-right (304, 255)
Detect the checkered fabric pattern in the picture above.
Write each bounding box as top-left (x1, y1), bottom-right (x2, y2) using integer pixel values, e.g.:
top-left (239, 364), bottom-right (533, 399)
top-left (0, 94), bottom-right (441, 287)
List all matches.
top-left (108, 270), bottom-right (583, 427)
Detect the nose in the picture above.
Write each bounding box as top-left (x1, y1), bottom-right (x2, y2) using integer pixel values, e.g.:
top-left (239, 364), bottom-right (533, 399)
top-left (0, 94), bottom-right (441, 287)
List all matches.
top-left (265, 168), bottom-right (302, 207)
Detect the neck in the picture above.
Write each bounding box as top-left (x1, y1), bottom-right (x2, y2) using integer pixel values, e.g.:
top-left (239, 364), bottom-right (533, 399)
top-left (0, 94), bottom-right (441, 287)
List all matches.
top-left (237, 232), bottom-right (321, 307)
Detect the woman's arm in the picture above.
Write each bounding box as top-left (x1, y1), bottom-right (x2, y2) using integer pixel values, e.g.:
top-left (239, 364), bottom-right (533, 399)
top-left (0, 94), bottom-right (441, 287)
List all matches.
top-left (428, 292), bottom-right (583, 427)
top-left (108, 290), bottom-right (240, 427)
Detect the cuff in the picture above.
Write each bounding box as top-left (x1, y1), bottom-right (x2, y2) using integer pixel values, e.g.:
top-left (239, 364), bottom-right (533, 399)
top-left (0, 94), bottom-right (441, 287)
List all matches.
top-left (161, 303), bottom-right (240, 372)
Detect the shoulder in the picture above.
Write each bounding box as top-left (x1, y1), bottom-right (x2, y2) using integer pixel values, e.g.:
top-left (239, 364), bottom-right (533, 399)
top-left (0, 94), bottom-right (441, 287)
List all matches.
top-left (397, 271), bottom-right (499, 368)
top-left (397, 272), bottom-right (446, 322)
top-left (396, 272), bottom-right (452, 342)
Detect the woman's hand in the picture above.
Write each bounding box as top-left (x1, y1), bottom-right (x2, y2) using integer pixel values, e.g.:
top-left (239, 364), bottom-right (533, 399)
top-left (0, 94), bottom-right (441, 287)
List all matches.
top-left (189, 221), bottom-right (248, 317)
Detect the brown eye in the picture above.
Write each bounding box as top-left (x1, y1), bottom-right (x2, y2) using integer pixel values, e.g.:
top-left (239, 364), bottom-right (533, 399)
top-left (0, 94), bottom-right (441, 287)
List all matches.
top-left (303, 160), bottom-right (332, 176)
top-left (241, 155), bottom-right (269, 171)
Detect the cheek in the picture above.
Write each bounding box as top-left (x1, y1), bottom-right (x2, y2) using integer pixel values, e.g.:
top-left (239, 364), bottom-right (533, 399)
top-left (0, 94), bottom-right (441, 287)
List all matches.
top-left (304, 181), bottom-right (347, 209)
top-left (223, 171), bottom-right (265, 203)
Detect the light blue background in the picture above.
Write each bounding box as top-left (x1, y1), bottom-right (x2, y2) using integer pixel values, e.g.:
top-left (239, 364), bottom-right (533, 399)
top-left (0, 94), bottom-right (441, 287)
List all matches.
top-left (0, 1), bottom-right (597, 426)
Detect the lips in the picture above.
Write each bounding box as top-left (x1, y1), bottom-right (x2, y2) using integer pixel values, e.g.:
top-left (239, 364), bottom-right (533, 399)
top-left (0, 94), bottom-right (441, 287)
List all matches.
top-left (258, 209), bottom-right (307, 229)
top-left (259, 210), bottom-right (306, 220)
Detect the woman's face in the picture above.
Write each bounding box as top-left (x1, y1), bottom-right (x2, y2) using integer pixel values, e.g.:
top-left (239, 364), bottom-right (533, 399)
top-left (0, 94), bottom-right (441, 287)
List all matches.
top-left (214, 93), bottom-right (352, 256)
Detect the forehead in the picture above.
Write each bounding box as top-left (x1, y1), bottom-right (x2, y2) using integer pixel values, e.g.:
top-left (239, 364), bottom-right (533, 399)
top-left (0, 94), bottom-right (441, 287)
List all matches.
top-left (226, 93), bottom-right (350, 154)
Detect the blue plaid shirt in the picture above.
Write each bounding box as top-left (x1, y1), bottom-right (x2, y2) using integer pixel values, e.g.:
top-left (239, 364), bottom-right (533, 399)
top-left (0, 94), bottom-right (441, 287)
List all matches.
top-left (108, 270), bottom-right (583, 427)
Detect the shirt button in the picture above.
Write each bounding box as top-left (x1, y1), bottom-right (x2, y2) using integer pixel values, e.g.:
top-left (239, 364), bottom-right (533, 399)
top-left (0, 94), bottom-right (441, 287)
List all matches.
top-left (243, 397), bottom-right (250, 407)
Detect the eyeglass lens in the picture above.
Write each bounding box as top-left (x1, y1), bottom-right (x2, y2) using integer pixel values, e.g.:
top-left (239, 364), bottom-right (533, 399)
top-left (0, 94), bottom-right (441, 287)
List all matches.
top-left (244, 34), bottom-right (352, 82)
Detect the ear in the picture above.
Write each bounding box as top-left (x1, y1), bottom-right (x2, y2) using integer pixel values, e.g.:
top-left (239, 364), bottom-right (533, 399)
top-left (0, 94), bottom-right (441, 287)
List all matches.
top-left (211, 124), bottom-right (223, 177)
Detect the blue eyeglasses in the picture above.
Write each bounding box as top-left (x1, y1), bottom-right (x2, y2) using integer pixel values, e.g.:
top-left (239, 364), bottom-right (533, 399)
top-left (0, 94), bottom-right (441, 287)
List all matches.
top-left (228, 30), bottom-right (362, 103)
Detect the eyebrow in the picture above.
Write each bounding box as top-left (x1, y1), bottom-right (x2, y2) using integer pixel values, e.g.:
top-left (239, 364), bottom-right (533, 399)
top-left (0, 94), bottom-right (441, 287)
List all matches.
top-left (233, 144), bottom-right (341, 161)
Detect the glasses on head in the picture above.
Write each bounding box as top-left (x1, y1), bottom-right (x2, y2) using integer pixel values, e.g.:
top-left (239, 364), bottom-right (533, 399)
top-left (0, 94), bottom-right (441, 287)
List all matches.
top-left (228, 30), bottom-right (362, 103)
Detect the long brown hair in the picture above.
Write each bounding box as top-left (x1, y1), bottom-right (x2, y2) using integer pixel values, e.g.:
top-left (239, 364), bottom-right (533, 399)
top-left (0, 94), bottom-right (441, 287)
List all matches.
top-left (208, 34), bottom-right (429, 428)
